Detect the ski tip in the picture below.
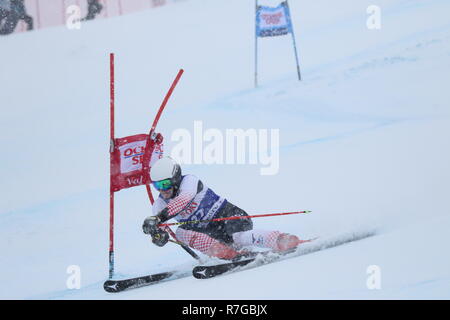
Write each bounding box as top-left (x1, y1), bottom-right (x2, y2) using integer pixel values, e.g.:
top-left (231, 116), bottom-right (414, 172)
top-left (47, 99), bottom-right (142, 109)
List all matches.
top-left (192, 267), bottom-right (209, 279)
top-left (103, 280), bottom-right (120, 293)
top-left (298, 237), bottom-right (317, 245)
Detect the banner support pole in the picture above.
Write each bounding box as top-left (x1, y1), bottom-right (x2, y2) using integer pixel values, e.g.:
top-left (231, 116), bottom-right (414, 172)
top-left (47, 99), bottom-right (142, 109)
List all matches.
top-left (254, 0), bottom-right (259, 88)
top-left (285, 1), bottom-right (302, 81)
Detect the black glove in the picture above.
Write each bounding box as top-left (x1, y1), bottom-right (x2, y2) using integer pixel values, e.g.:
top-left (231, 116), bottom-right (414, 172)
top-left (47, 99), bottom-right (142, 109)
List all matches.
top-left (142, 215), bottom-right (169, 247)
top-left (151, 230), bottom-right (169, 247)
top-left (142, 209), bottom-right (169, 234)
top-left (142, 216), bottom-right (160, 235)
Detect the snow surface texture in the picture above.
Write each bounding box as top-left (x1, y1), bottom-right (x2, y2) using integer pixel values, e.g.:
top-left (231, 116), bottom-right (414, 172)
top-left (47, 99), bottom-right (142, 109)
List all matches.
top-left (1, 0), bottom-right (449, 299)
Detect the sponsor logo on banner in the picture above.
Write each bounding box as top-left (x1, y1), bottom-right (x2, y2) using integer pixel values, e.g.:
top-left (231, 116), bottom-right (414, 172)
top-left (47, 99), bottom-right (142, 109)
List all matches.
top-left (256, 2), bottom-right (292, 38)
top-left (119, 141), bottom-right (146, 174)
top-left (111, 133), bottom-right (165, 192)
top-left (260, 8), bottom-right (287, 28)
top-left (150, 142), bottom-right (164, 167)
top-left (126, 175), bottom-right (144, 186)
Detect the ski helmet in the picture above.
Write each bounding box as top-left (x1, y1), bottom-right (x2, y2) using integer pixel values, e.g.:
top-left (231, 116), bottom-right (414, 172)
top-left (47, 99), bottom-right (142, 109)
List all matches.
top-left (150, 157), bottom-right (182, 190)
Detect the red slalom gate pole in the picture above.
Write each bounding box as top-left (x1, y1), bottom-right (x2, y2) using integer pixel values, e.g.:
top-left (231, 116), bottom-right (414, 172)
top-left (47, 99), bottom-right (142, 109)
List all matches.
top-left (158, 210), bottom-right (312, 227)
top-left (143, 69), bottom-right (184, 204)
top-left (150, 69), bottom-right (184, 134)
top-left (109, 53), bottom-right (115, 279)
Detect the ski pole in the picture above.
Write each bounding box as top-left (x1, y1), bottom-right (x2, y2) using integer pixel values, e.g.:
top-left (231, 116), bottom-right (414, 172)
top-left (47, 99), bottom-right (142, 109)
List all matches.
top-left (163, 226), bottom-right (201, 261)
top-left (158, 210), bottom-right (312, 227)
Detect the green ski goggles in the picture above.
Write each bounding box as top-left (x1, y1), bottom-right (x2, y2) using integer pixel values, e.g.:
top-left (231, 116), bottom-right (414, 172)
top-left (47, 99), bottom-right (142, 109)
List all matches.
top-left (152, 179), bottom-right (173, 191)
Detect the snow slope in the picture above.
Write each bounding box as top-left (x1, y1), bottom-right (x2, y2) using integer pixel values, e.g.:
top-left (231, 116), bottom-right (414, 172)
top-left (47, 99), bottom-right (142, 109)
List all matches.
top-left (0, 0), bottom-right (449, 299)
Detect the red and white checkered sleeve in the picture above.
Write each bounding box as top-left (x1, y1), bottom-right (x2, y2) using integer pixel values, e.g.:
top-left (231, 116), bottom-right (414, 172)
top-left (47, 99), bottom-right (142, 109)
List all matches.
top-left (152, 197), bottom-right (166, 216)
top-left (166, 175), bottom-right (198, 218)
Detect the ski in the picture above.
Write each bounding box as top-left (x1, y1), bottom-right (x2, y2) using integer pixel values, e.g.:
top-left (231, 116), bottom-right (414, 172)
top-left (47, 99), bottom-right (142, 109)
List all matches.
top-left (192, 248), bottom-right (297, 279)
top-left (192, 256), bottom-right (263, 279)
top-left (192, 230), bottom-right (376, 279)
top-left (104, 230), bottom-right (377, 290)
top-left (193, 258), bottom-right (255, 279)
top-left (103, 270), bottom-right (187, 293)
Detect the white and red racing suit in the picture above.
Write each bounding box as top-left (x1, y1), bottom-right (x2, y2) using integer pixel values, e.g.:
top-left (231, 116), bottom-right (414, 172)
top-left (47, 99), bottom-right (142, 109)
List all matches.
top-left (152, 174), bottom-right (285, 257)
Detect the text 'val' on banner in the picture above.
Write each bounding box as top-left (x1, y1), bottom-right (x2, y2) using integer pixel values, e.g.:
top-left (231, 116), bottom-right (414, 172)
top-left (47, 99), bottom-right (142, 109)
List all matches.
top-left (254, 1), bottom-right (302, 86)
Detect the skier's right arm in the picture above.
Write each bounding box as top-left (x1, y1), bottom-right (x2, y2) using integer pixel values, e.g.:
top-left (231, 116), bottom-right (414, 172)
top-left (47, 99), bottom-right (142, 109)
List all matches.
top-left (142, 198), bottom-right (170, 246)
top-left (142, 215), bottom-right (169, 247)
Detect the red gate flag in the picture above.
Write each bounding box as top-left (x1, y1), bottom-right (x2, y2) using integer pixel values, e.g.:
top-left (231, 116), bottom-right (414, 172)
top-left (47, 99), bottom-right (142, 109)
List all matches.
top-left (110, 133), bottom-right (164, 192)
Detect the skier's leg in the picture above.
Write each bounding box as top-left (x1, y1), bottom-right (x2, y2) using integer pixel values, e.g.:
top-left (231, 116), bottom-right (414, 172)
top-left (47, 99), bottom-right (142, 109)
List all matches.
top-left (84, 1), bottom-right (96, 20)
top-left (0, 9), bottom-right (7, 20)
top-left (187, 202), bottom-right (253, 248)
top-left (94, 1), bottom-right (103, 15)
top-left (0, 12), bottom-right (19, 35)
top-left (23, 14), bottom-right (33, 30)
top-left (232, 229), bottom-right (303, 251)
top-left (176, 227), bottom-right (241, 260)
top-left (218, 202), bottom-right (253, 236)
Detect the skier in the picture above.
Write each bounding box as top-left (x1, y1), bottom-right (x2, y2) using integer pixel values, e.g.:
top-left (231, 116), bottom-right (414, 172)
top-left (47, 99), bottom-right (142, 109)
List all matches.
top-left (142, 157), bottom-right (304, 260)
top-left (0, 0), bottom-right (9, 25)
top-left (0, 0), bottom-right (33, 35)
top-left (82, 0), bottom-right (103, 21)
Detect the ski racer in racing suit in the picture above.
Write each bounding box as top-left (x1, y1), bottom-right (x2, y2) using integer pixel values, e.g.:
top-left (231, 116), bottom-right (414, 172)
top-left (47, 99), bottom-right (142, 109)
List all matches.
top-left (142, 157), bottom-right (303, 260)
